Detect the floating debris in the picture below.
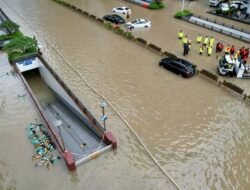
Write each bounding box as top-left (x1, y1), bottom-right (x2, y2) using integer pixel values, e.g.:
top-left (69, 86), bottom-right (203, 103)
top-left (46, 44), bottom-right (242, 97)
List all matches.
top-left (26, 122), bottom-right (60, 169)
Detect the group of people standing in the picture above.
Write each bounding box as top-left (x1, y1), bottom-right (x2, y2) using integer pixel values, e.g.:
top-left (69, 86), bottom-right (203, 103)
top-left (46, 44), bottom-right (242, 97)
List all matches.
top-left (196, 35), bottom-right (215, 56)
top-left (178, 30), bottom-right (191, 56)
top-left (178, 30), bottom-right (215, 56)
top-left (216, 43), bottom-right (249, 64)
top-left (178, 30), bottom-right (249, 64)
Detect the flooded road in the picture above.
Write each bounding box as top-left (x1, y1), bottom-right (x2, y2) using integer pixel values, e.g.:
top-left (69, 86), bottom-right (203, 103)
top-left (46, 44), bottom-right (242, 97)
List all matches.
top-left (0, 0), bottom-right (250, 189)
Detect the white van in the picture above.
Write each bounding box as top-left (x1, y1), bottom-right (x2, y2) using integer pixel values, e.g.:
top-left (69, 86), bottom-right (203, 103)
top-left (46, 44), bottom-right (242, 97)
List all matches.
top-left (209, 0), bottom-right (228, 7)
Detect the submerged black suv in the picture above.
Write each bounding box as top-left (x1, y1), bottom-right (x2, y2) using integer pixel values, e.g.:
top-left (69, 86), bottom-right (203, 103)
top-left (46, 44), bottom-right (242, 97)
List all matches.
top-left (103, 14), bottom-right (125, 24)
top-left (159, 58), bottom-right (196, 78)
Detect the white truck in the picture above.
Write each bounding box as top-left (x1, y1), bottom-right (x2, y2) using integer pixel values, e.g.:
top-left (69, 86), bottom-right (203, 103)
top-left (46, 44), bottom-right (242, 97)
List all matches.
top-left (218, 55), bottom-right (250, 78)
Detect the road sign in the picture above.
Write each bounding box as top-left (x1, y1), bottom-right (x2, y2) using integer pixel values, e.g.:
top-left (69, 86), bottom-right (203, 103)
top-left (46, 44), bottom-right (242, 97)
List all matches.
top-left (101, 115), bottom-right (107, 121)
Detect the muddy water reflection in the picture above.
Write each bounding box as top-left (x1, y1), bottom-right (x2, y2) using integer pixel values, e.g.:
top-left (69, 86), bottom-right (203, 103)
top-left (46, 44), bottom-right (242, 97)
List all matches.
top-left (0, 0), bottom-right (250, 189)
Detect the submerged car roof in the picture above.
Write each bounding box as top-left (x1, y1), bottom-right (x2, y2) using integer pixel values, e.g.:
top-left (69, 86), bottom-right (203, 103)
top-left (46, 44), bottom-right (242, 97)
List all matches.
top-left (112, 14), bottom-right (123, 19)
top-left (161, 58), bottom-right (193, 67)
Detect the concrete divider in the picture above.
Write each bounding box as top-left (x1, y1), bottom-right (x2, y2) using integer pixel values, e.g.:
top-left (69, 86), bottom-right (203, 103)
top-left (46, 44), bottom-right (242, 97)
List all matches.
top-left (65, 2), bottom-right (70, 7)
top-left (136, 37), bottom-right (147, 46)
top-left (77, 8), bottom-right (83, 13)
top-left (71, 5), bottom-right (77, 10)
top-left (97, 18), bottom-right (104, 23)
top-left (83, 11), bottom-right (89, 16)
top-left (89, 14), bottom-right (96, 20)
top-left (222, 80), bottom-right (244, 95)
top-left (148, 43), bottom-right (162, 54)
top-left (199, 69), bottom-right (218, 82)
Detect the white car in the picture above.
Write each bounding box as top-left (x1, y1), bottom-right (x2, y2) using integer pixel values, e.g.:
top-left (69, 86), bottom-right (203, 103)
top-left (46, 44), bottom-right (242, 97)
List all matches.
top-left (230, 1), bottom-right (248, 10)
top-left (125, 19), bottom-right (151, 29)
top-left (112, 7), bottom-right (131, 15)
top-left (220, 3), bottom-right (229, 11)
top-left (209, 0), bottom-right (228, 7)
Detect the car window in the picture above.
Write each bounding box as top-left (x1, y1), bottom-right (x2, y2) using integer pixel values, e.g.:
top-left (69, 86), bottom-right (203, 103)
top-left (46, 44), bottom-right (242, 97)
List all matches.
top-left (125, 8), bottom-right (129, 10)
top-left (172, 62), bottom-right (180, 68)
top-left (117, 8), bottom-right (122, 10)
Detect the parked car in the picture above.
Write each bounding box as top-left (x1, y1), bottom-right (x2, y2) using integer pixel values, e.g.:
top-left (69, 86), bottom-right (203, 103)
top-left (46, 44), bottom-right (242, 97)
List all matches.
top-left (230, 1), bottom-right (248, 10)
top-left (0, 39), bottom-right (10, 50)
top-left (209, 0), bottom-right (229, 7)
top-left (125, 19), bottom-right (151, 29)
top-left (159, 58), bottom-right (196, 78)
top-left (103, 14), bottom-right (125, 24)
top-left (112, 7), bottom-right (131, 15)
top-left (219, 3), bottom-right (230, 11)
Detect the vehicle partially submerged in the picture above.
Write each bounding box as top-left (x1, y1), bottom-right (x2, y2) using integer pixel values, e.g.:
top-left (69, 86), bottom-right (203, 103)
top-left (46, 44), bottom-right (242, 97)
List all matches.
top-left (13, 54), bottom-right (117, 170)
top-left (218, 55), bottom-right (250, 78)
top-left (125, 19), bottom-right (151, 29)
top-left (159, 57), bottom-right (196, 78)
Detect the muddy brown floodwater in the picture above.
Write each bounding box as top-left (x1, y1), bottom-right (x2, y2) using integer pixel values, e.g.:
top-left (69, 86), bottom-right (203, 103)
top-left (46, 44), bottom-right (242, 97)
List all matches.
top-left (0, 0), bottom-right (249, 190)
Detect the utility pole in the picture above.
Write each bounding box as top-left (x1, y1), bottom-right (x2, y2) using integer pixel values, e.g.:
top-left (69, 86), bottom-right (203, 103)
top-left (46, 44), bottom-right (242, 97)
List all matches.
top-left (182, 0), bottom-right (185, 11)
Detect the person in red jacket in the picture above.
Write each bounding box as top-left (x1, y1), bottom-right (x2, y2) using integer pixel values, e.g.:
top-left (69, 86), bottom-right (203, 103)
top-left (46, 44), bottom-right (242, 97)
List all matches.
top-left (230, 45), bottom-right (236, 55)
top-left (239, 46), bottom-right (245, 57)
top-left (216, 42), bottom-right (224, 53)
top-left (244, 48), bottom-right (249, 58)
top-left (242, 56), bottom-right (248, 64)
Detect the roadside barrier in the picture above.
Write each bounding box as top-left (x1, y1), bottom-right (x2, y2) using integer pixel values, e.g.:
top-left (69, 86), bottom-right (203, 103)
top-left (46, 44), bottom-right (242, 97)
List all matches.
top-left (177, 13), bottom-right (250, 43)
top-left (136, 37), bottom-right (148, 46)
top-left (222, 80), bottom-right (244, 95)
top-left (83, 11), bottom-right (89, 16)
top-left (198, 69), bottom-right (248, 98)
top-left (199, 69), bottom-right (218, 82)
top-left (162, 51), bottom-right (178, 59)
top-left (96, 18), bottom-right (104, 24)
top-left (148, 43), bottom-right (162, 55)
top-left (71, 5), bottom-right (77, 10)
top-left (207, 10), bottom-right (250, 25)
top-left (76, 8), bottom-right (82, 14)
top-left (192, 13), bottom-right (250, 34)
top-left (89, 14), bottom-right (96, 20)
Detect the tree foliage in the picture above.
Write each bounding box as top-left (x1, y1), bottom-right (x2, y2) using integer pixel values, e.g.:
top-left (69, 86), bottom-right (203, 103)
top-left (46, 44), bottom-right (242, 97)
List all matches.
top-left (3, 36), bottom-right (37, 54)
top-left (174, 10), bottom-right (192, 18)
top-left (149, 2), bottom-right (165, 9)
top-left (0, 20), bottom-right (19, 33)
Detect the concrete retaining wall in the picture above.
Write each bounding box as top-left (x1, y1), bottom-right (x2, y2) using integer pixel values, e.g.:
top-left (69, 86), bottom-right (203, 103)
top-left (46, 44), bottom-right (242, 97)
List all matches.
top-left (180, 14), bottom-right (250, 43)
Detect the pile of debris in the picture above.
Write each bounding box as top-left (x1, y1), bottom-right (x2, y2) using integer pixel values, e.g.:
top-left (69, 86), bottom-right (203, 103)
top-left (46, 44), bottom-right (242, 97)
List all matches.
top-left (26, 121), bottom-right (61, 169)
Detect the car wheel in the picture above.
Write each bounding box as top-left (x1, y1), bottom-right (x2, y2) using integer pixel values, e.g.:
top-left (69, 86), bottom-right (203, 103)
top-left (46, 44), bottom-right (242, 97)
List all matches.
top-left (159, 62), bottom-right (163, 66)
top-left (123, 12), bottom-right (125, 14)
top-left (112, 10), bottom-right (115, 13)
top-left (144, 25), bottom-right (148, 28)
